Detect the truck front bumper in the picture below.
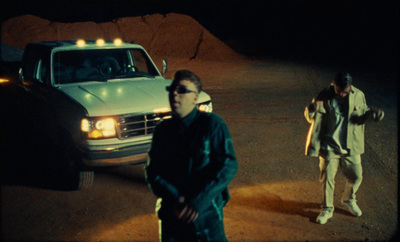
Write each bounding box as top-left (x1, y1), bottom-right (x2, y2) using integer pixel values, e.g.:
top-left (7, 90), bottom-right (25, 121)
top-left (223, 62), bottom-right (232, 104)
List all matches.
top-left (78, 142), bottom-right (151, 166)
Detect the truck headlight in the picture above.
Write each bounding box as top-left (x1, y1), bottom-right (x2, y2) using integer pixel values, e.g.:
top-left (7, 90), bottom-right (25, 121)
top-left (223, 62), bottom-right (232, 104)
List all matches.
top-left (81, 117), bottom-right (116, 139)
top-left (198, 101), bottom-right (213, 113)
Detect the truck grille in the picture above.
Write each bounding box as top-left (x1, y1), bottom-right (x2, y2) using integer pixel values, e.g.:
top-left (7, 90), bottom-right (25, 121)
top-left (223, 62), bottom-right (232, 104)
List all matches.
top-left (116, 112), bottom-right (171, 139)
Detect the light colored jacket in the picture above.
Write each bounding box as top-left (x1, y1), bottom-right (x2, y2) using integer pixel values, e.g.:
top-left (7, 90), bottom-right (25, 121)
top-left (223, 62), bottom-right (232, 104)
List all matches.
top-left (304, 84), bottom-right (380, 157)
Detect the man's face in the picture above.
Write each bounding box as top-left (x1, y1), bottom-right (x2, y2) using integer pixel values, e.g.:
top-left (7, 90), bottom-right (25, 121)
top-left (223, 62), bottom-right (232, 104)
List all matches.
top-left (333, 83), bottom-right (351, 98)
top-left (168, 79), bottom-right (199, 118)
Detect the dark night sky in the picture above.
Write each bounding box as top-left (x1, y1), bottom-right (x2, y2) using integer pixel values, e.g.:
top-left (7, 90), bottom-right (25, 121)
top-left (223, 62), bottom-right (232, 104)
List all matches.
top-left (1, 0), bottom-right (399, 70)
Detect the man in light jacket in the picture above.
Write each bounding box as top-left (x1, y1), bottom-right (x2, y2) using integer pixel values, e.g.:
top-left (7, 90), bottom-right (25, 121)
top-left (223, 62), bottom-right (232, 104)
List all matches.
top-left (304, 72), bottom-right (384, 225)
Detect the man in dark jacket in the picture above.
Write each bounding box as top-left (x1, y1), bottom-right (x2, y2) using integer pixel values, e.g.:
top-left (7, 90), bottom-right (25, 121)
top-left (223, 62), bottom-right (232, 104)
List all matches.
top-left (146, 70), bottom-right (238, 241)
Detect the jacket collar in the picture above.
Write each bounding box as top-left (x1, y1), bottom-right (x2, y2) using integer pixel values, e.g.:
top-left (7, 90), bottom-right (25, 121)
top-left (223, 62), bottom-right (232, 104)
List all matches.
top-left (173, 107), bottom-right (199, 128)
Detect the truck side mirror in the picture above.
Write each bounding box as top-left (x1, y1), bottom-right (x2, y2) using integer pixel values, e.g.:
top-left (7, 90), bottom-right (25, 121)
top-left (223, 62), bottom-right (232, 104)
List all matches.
top-left (19, 67), bottom-right (33, 86)
top-left (162, 58), bottom-right (168, 77)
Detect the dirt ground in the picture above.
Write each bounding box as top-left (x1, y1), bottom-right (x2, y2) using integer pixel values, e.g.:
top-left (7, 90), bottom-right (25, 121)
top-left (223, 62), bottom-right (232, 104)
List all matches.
top-left (1, 12), bottom-right (398, 241)
top-left (1, 56), bottom-right (398, 241)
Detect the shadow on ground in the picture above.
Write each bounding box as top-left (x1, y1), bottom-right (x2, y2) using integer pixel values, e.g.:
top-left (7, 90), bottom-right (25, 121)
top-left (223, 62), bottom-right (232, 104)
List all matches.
top-left (230, 189), bottom-right (321, 222)
top-left (0, 102), bottom-right (76, 191)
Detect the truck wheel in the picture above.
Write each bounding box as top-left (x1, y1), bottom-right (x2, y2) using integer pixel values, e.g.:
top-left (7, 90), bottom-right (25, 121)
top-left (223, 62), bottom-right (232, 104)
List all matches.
top-left (66, 157), bottom-right (94, 190)
top-left (75, 170), bottom-right (94, 190)
top-left (56, 129), bottom-right (95, 190)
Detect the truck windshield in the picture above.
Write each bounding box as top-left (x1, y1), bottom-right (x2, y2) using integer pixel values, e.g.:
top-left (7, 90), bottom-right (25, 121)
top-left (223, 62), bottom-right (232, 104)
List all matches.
top-left (52, 49), bottom-right (159, 84)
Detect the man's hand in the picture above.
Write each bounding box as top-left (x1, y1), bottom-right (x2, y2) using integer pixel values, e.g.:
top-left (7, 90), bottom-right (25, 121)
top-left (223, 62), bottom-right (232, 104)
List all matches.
top-left (308, 100), bottom-right (323, 112)
top-left (370, 107), bottom-right (384, 121)
top-left (315, 101), bottom-right (323, 111)
top-left (174, 196), bottom-right (198, 223)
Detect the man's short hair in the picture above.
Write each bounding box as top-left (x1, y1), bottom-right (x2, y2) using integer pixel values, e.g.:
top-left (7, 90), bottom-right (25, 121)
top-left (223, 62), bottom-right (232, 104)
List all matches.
top-left (334, 72), bottom-right (352, 89)
top-left (173, 70), bottom-right (202, 93)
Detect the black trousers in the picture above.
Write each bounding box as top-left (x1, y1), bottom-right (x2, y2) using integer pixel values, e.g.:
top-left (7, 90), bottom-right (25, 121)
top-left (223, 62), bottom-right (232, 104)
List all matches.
top-left (158, 199), bottom-right (227, 242)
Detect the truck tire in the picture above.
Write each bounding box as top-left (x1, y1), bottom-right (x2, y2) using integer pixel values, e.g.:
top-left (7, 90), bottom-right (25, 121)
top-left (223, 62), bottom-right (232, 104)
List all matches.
top-left (56, 128), bottom-right (94, 190)
top-left (75, 170), bottom-right (94, 190)
top-left (64, 155), bottom-right (94, 190)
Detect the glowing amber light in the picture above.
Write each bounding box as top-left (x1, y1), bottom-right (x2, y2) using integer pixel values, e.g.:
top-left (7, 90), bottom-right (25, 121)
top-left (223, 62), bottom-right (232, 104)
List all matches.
top-left (96, 39), bottom-right (105, 46)
top-left (77, 39), bottom-right (86, 47)
top-left (81, 118), bottom-right (90, 132)
top-left (153, 107), bottom-right (171, 113)
top-left (0, 78), bottom-right (10, 83)
top-left (114, 38), bottom-right (123, 46)
top-left (88, 130), bottom-right (103, 139)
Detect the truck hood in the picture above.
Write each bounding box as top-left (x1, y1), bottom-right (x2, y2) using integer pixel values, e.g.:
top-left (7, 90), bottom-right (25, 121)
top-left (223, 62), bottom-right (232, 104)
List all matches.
top-left (59, 78), bottom-right (172, 116)
top-left (58, 78), bottom-right (211, 117)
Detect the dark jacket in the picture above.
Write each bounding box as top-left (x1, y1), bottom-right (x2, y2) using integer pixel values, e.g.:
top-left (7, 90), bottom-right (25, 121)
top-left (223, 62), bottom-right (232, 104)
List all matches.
top-left (145, 108), bottom-right (238, 216)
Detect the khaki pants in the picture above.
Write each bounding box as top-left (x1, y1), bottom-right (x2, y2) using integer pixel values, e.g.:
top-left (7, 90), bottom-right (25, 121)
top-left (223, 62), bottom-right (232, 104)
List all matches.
top-left (319, 153), bottom-right (363, 208)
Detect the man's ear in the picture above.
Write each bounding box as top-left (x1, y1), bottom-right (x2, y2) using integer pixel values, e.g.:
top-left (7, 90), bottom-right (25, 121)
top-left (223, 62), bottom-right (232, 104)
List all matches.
top-left (193, 94), bottom-right (199, 104)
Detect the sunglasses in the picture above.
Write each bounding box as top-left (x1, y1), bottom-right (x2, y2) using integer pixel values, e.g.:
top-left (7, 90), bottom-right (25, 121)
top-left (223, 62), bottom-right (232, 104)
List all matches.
top-left (166, 85), bottom-right (197, 94)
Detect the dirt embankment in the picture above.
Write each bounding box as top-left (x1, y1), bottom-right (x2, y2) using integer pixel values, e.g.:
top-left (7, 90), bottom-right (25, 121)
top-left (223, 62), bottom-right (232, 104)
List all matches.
top-left (1, 13), bottom-right (240, 63)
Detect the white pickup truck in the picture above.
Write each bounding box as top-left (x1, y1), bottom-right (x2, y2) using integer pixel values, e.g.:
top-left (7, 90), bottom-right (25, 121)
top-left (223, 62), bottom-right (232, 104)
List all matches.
top-left (18, 39), bottom-right (212, 190)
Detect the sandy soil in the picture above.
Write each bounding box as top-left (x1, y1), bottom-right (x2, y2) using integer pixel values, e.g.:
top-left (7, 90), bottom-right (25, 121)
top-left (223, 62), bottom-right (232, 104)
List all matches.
top-left (1, 57), bottom-right (398, 241)
top-left (1, 14), bottom-right (398, 241)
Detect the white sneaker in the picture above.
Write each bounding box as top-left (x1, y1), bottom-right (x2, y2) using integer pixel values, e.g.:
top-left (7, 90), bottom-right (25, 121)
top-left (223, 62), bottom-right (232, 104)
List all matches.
top-left (341, 200), bottom-right (362, 217)
top-left (316, 207), bottom-right (334, 224)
